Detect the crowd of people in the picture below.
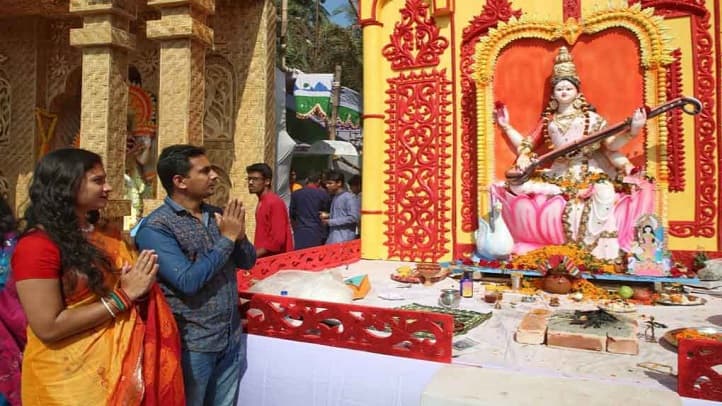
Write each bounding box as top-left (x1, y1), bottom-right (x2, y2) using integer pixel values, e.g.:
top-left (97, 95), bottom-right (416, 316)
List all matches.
top-left (0, 144), bottom-right (362, 405)
top-left (289, 171), bottom-right (361, 250)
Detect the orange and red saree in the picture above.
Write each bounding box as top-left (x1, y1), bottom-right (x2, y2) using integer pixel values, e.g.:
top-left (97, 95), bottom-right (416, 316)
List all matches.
top-left (21, 230), bottom-right (184, 406)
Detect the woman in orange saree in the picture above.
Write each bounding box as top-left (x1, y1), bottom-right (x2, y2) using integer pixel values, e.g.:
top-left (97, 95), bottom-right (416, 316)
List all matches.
top-left (13, 148), bottom-right (185, 406)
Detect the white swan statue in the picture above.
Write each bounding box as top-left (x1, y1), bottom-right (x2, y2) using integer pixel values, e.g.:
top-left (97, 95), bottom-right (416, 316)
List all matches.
top-left (474, 201), bottom-right (514, 260)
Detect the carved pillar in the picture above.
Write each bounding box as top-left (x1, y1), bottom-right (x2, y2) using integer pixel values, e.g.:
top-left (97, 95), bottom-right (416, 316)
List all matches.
top-left (360, 22), bottom-right (385, 259)
top-left (147, 0), bottom-right (214, 163)
top-left (70, 1), bottom-right (135, 218)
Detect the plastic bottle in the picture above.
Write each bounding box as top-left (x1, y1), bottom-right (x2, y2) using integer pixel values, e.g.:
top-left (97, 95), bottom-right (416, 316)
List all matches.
top-left (460, 270), bottom-right (474, 298)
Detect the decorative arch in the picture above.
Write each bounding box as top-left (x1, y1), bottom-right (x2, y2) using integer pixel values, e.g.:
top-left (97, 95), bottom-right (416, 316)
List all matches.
top-left (47, 66), bottom-right (82, 153)
top-left (458, 0), bottom-right (522, 234)
top-left (470, 4), bottom-right (675, 225)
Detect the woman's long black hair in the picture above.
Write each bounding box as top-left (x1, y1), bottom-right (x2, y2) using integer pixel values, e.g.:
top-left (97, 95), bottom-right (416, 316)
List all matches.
top-left (0, 195), bottom-right (16, 236)
top-left (23, 148), bottom-right (113, 296)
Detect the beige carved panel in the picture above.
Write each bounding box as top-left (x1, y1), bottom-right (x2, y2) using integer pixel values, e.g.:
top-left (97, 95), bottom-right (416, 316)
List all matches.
top-left (204, 55), bottom-right (235, 141)
top-left (0, 18), bottom-right (42, 208)
top-left (211, 0), bottom-right (277, 240)
top-left (130, 19), bottom-right (160, 93)
top-left (0, 0), bottom-right (69, 17)
top-left (48, 19), bottom-right (82, 106)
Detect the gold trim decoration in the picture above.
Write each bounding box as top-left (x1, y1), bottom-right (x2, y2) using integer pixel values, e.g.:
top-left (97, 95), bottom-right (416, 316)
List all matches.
top-left (473, 4), bottom-right (674, 85)
top-left (472, 3), bottom-right (674, 227)
top-left (35, 108), bottom-right (58, 159)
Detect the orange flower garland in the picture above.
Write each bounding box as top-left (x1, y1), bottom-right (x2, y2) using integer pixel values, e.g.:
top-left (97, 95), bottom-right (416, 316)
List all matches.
top-left (509, 244), bottom-right (616, 274)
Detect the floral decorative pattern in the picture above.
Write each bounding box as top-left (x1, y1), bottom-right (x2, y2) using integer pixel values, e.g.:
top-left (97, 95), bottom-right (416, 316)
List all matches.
top-left (384, 70), bottom-right (452, 261)
top-left (665, 48), bottom-right (685, 192)
top-left (381, 0), bottom-right (449, 70)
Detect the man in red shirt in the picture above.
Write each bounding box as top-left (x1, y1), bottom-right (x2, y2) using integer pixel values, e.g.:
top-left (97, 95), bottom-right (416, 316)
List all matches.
top-left (246, 163), bottom-right (293, 257)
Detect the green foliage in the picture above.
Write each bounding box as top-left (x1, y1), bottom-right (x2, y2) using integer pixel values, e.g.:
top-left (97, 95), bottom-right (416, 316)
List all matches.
top-left (693, 250), bottom-right (709, 271)
top-left (278, 0), bottom-right (363, 92)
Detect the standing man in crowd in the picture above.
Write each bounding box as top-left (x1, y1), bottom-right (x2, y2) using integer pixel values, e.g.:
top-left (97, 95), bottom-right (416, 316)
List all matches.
top-left (135, 145), bottom-right (256, 405)
top-left (246, 163), bottom-right (293, 257)
top-left (289, 172), bottom-right (330, 250)
top-left (289, 169), bottom-right (303, 192)
top-left (348, 174), bottom-right (362, 238)
top-left (322, 170), bottom-right (360, 243)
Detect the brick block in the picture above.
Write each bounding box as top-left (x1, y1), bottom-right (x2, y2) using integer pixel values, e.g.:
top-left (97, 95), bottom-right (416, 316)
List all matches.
top-left (606, 320), bottom-right (639, 355)
top-left (515, 308), bottom-right (551, 345)
top-left (547, 328), bottom-right (607, 352)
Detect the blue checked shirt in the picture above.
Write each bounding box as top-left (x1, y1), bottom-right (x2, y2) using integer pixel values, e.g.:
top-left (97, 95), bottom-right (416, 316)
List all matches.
top-left (135, 197), bottom-right (256, 352)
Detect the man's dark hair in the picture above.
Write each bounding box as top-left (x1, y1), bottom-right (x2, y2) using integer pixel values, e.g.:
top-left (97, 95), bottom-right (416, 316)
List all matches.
top-left (246, 163), bottom-right (273, 180)
top-left (325, 170), bottom-right (345, 183)
top-left (306, 172), bottom-right (322, 184)
top-left (157, 144), bottom-right (206, 195)
top-left (348, 175), bottom-right (361, 187)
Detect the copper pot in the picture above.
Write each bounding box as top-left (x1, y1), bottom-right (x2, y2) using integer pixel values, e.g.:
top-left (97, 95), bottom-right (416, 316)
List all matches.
top-left (542, 274), bottom-right (572, 294)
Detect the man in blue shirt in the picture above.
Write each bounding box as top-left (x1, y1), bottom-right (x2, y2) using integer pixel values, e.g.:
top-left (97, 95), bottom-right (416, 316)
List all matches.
top-left (289, 172), bottom-right (330, 249)
top-left (322, 170), bottom-right (360, 243)
top-left (135, 145), bottom-right (256, 406)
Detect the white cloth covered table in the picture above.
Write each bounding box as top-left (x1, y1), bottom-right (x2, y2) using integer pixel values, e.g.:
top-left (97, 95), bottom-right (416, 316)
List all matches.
top-left (238, 260), bottom-right (722, 405)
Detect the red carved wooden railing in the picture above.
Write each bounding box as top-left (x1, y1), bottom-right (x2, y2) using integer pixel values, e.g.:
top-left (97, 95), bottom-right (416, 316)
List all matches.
top-left (237, 240), bottom-right (361, 291)
top-left (241, 292), bottom-right (453, 363)
top-left (678, 338), bottom-right (722, 401)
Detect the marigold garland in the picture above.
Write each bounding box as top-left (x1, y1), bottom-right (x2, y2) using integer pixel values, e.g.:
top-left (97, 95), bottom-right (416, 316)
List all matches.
top-left (509, 244), bottom-right (616, 274)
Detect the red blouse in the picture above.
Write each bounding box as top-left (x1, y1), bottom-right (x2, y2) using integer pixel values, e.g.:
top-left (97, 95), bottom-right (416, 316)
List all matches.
top-left (11, 230), bottom-right (61, 281)
top-left (11, 230), bottom-right (93, 303)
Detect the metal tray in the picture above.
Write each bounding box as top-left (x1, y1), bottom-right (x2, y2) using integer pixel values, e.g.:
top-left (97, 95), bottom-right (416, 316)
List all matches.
top-left (598, 301), bottom-right (637, 313)
top-left (655, 297), bottom-right (707, 306)
top-left (663, 326), bottom-right (722, 347)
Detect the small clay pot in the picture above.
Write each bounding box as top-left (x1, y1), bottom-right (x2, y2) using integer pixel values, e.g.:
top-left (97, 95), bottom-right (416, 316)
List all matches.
top-left (542, 274), bottom-right (572, 294)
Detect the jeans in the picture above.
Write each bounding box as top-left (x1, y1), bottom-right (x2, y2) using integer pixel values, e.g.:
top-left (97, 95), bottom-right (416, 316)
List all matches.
top-left (181, 337), bottom-right (247, 406)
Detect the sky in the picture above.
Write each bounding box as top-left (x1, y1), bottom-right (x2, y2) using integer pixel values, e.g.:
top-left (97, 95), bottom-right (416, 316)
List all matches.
top-left (324, 0), bottom-right (353, 26)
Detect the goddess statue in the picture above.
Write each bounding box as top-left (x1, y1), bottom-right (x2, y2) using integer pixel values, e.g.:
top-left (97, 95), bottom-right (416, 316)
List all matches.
top-left (493, 46), bottom-right (650, 261)
top-left (124, 85), bottom-right (157, 228)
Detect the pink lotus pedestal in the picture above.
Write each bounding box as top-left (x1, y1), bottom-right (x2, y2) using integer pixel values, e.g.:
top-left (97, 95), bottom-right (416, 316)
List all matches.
top-left (492, 180), bottom-right (655, 254)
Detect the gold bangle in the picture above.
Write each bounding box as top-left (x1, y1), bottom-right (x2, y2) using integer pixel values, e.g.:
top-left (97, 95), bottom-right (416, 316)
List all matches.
top-left (519, 138), bottom-right (532, 148)
top-left (100, 297), bottom-right (117, 318)
top-left (518, 142), bottom-right (532, 155)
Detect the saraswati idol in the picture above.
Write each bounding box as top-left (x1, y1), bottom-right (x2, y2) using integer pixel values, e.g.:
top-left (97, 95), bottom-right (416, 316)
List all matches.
top-left (490, 46), bottom-right (700, 262)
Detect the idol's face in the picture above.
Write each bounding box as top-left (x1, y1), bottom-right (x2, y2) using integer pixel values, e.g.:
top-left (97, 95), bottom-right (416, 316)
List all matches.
top-left (553, 80), bottom-right (578, 107)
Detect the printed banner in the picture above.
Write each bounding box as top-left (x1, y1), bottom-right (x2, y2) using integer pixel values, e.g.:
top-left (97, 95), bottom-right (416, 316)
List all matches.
top-left (293, 73), bottom-right (333, 123)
